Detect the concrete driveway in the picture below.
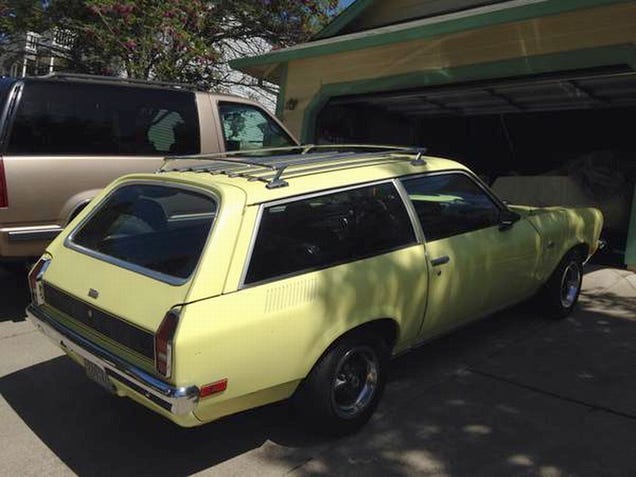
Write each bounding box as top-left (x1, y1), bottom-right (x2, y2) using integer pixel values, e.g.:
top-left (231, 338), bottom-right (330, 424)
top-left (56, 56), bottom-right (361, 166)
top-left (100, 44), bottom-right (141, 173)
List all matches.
top-left (1, 265), bottom-right (635, 476)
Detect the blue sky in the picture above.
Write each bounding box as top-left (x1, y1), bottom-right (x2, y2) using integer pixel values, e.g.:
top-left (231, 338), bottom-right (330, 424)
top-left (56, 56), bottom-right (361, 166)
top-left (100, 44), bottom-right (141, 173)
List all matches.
top-left (340, 0), bottom-right (356, 8)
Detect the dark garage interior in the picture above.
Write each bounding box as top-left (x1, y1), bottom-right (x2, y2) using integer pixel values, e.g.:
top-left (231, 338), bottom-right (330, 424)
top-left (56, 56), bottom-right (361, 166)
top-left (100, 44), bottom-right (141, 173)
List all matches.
top-left (315, 68), bottom-right (636, 266)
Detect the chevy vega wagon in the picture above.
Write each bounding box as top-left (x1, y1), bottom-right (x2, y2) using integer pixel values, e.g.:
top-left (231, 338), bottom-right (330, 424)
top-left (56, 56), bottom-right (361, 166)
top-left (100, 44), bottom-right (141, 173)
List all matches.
top-left (27, 146), bottom-right (603, 435)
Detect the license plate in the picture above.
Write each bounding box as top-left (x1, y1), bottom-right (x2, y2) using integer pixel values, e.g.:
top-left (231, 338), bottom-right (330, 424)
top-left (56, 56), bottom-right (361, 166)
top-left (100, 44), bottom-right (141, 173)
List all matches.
top-left (84, 359), bottom-right (115, 393)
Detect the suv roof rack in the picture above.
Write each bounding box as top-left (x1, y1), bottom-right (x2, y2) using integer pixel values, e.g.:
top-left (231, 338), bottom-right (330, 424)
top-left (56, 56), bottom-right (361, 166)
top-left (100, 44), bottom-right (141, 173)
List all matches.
top-left (158, 144), bottom-right (428, 189)
top-left (37, 72), bottom-right (200, 91)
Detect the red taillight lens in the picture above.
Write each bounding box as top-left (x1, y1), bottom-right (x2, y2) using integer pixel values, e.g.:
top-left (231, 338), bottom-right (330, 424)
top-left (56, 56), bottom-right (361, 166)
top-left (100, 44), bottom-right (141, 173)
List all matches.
top-left (0, 157), bottom-right (8, 208)
top-left (154, 309), bottom-right (180, 377)
top-left (28, 256), bottom-right (51, 304)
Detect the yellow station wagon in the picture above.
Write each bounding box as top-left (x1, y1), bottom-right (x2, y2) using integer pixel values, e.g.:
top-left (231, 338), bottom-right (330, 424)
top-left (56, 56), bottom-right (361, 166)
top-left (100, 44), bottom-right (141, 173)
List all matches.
top-left (26, 146), bottom-right (603, 435)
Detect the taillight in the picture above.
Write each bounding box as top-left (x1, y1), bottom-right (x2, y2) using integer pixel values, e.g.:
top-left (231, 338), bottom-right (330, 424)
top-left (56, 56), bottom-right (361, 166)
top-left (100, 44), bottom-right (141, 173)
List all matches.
top-left (154, 309), bottom-right (180, 377)
top-left (28, 256), bottom-right (51, 305)
top-left (0, 157), bottom-right (8, 208)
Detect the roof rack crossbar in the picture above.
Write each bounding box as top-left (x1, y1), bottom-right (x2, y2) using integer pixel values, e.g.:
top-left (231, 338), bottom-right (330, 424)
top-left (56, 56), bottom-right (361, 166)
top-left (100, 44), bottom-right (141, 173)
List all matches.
top-left (157, 145), bottom-right (428, 189)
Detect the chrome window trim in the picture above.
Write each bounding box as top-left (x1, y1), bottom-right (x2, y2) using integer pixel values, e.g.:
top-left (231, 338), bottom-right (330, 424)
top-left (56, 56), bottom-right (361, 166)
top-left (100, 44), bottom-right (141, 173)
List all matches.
top-left (64, 180), bottom-right (219, 287)
top-left (399, 169), bottom-right (508, 212)
top-left (238, 203), bottom-right (264, 288)
top-left (238, 179), bottom-right (418, 289)
top-left (392, 178), bottom-right (426, 244)
top-left (65, 198), bottom-right (93, 225)
top-left (398, 169), bottom-right (507, 242)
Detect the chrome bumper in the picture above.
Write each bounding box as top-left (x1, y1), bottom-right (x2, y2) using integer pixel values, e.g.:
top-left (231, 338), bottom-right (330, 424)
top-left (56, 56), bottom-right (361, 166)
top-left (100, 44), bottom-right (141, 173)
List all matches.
top-left (26, 303), bottom-right (199, 415)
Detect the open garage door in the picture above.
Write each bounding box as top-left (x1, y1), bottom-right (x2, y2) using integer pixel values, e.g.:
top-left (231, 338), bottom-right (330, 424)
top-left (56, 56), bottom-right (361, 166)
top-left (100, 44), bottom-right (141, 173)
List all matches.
top-left (315, 68), bottom-right (636, 265)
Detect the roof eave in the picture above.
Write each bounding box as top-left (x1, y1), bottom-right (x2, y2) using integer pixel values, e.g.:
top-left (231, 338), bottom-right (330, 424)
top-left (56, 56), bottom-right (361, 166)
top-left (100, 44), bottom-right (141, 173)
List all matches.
top-left (230, 0), bottom-right (629, 79)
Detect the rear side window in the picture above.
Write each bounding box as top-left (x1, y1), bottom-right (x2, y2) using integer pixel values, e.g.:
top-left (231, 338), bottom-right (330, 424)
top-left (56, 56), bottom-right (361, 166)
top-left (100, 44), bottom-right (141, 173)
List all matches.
top-left (7, 82), bottom-right (200, 155)
top-left (70, 184), bottom-right (216, 281)
top-left (219, 102), bottom-right (294, 151)
top-left (245, 182), bottom-right (416, 285)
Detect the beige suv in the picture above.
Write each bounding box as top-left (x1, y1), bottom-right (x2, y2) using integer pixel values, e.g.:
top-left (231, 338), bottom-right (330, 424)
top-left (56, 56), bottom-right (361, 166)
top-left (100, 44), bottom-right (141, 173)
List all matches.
top-left (0, 73), bottom-right (297, 261)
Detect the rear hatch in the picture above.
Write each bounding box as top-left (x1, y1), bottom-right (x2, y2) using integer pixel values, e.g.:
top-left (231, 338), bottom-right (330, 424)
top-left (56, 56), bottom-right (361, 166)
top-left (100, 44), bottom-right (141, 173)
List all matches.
top-left (39, 181), bottom-right (218, 373)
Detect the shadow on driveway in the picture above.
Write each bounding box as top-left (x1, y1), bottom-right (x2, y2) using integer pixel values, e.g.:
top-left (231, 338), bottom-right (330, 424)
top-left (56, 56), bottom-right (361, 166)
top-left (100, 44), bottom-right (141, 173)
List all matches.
top-left (2, 269), bottom-right (636, 475)
top-left (0, 265), bottom-right (30, 322)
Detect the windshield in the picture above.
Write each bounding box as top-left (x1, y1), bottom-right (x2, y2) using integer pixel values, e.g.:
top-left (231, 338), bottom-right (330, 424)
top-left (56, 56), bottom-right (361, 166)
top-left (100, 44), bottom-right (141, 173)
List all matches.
top-left (70, 183), bottom-right (217, 282)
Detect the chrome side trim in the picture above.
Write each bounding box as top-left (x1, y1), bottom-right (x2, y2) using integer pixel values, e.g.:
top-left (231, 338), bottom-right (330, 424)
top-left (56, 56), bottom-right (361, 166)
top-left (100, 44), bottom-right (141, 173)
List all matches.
top-left (26, 303), bottom-right (199, 415)
top-left (6, 226), bottom-right (63, 242)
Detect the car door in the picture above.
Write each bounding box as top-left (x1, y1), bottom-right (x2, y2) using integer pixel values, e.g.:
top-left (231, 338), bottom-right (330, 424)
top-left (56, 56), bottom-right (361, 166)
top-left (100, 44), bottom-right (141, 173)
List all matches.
top-left (400, 172), bottom-right (541, 340)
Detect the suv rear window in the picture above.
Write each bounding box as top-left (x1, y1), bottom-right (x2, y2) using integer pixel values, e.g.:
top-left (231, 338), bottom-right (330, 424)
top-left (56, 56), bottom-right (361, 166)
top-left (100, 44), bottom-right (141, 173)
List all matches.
top-left (245, 182), bottom-right (416, 284)
top-left (70, 184), bottom-right (216, 281)
top-left (7, 81), bottom-right (200, 156)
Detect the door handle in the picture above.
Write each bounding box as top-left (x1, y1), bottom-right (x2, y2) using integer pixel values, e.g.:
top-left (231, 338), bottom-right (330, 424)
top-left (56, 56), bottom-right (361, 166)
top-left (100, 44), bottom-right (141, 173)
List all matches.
top-left (430, 255), bottom-right (450, 266)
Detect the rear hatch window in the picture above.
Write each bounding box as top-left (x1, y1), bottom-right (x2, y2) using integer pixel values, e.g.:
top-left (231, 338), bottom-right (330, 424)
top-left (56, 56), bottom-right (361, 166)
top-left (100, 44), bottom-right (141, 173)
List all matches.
top-left (69, 183), bottom-right (217, 283)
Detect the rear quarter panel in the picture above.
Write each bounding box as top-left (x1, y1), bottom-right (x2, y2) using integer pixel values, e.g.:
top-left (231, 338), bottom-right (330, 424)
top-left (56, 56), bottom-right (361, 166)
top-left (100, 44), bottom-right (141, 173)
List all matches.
top-left (174, 244), bottom-right (428, 422)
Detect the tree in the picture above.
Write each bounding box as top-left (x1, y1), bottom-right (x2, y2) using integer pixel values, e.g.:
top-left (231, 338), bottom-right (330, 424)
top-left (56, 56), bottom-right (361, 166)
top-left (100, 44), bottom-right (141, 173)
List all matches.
top-left (0, 0), bottom-right (46, 72)
top-left (44, 0), bottom-right (339, 104)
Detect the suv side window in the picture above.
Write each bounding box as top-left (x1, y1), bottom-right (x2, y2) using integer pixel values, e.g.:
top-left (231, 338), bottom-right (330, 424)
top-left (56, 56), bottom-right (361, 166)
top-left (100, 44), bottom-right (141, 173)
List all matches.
top-left (401, 173), bottom-right (501, 242)
top-left (245, 182), bottom-right (416, 285)
top-left (7, 81), bottom-right (200, 155)
top-left (219, 102), bottom-right (294, 151)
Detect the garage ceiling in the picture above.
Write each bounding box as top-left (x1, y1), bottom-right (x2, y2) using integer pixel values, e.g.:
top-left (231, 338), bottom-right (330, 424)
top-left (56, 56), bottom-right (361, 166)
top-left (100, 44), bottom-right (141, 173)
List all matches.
top-left (330, 69), bottom-right (636, 117)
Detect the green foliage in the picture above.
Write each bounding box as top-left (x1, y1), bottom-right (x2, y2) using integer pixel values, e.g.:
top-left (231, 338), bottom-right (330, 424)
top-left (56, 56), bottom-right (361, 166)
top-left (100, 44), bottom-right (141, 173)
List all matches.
top-left (39, 0), bottom-right (338, 90)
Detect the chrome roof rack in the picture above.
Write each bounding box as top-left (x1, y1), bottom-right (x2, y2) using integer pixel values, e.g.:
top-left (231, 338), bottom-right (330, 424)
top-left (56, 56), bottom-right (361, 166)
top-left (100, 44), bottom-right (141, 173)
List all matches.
top-left (158, 144), bottom-right (428, 189)
top-left (37, 72), bottom-right (199, 91)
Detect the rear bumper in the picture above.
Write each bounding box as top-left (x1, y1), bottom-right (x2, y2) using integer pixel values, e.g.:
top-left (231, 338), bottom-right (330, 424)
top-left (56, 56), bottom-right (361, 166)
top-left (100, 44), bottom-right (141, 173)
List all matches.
top-left (26, 303), bottom-right (200, 416)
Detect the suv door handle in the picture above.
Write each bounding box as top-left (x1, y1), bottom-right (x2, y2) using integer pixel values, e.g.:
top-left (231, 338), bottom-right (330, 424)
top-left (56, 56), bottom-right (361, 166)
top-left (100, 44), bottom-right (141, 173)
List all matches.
top-left (430, 255), bottom-right (450, 266)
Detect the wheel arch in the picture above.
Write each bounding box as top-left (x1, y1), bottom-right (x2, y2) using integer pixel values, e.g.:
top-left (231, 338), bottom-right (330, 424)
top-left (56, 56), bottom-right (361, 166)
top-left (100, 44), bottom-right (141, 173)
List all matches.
top-left (303, 317), bottom-right (400, 379)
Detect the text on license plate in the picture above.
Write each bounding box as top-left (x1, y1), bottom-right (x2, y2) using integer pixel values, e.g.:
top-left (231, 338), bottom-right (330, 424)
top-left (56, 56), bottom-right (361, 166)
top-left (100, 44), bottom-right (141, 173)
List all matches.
top-left (84, 359), bottom-right (115, 393)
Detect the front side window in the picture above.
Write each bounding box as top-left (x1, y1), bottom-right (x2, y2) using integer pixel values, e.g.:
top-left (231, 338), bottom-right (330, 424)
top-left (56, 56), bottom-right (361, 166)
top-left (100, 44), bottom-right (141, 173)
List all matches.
top-left (219, 102), bottom-right (294, 151)
top-left (401, 173), bottom-right (501, 242)
top-left (71, 184), bottom-right (216, 281)
top-left (245, 182), bottom-right (416, 284)
top-left (7, 82), bottom-right (200, 156)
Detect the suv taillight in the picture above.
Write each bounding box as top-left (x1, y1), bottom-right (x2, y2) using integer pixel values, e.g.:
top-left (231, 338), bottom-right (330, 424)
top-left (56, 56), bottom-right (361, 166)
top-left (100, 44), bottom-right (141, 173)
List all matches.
top-left (28, 256), bottom-right (51, 305)
top-left (0, 157), bottom-right (8, 208)
top-left (154, 309), bottom-right (180, 377)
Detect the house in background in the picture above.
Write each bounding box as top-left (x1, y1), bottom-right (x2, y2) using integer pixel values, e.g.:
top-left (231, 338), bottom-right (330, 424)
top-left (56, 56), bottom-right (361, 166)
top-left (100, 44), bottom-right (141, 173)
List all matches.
top-left (231, 0), bottom-right (636, 270)
top-left (1, 29), bottom-right (73, 78)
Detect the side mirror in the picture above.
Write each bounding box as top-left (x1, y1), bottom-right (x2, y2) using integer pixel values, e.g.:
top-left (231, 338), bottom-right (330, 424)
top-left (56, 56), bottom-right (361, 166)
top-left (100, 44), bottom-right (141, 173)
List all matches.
top-left (498, 209), bottom-right (521, 231)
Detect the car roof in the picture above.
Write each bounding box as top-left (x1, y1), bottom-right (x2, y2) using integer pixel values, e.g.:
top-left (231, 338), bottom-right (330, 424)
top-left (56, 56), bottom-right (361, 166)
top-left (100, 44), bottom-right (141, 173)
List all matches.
top-left (21, 73), bottom-right (247, 101)
top-left (122, 147), bottom-right (470, 205)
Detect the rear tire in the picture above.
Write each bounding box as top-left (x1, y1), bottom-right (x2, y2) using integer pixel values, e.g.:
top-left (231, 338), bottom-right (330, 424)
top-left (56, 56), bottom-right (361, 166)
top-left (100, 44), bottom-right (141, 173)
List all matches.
top-left (293, 332), bottom-right (389, 436)
top-left (541, 251), bottom-right (583, 318)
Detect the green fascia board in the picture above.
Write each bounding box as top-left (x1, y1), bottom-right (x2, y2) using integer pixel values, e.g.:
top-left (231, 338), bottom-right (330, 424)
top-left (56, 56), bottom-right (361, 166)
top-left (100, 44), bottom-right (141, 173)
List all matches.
top-left (230, 0), bottom-right (632, 72)
top-left (314, 0), bottom-right (377, 40)
top-left (299, 44), bottom-right (636, 142)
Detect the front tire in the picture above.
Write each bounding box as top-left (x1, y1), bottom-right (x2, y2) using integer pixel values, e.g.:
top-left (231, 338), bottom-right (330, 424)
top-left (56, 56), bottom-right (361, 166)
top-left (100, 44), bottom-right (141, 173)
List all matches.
top-left (293, 332), bottom-right (389, 436)
top-left (542, 251), bottom-right (583, 318)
